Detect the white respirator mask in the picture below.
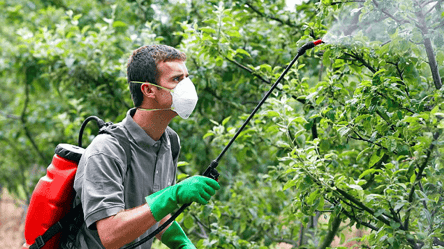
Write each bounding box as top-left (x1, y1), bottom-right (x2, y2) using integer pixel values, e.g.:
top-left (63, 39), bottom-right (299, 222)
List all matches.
top-left (131, 77), bottom-right (198, 119)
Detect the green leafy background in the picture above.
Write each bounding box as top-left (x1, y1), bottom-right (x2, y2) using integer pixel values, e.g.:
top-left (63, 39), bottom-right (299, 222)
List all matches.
top-left (1, 0), bottom-right (443, 248)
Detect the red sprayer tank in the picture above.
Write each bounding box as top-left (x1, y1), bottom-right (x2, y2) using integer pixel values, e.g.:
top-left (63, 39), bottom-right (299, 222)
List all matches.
top-left (22, 144), bottom-right (84, 249)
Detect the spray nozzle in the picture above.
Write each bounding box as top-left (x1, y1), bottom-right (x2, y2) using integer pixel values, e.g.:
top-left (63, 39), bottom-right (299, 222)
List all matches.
top-left (298, 39), bottom-right (324, 55)
top-left (314, 39), bottom-right (324, 45)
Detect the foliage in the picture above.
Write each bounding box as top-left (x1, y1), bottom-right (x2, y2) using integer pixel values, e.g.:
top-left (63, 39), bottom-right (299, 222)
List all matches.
top-left (1, 0), bottom-right (443, 248)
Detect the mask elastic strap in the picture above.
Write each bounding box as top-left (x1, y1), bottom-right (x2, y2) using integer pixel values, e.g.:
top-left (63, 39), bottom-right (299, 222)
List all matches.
top-left (130, 81), bottom-right (174, 93)
top-left (138, 107), bottom-right (175, 112)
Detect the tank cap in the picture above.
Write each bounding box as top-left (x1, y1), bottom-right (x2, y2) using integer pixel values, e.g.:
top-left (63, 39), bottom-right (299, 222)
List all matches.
top-left (55, 143), bottom-right (85, 163)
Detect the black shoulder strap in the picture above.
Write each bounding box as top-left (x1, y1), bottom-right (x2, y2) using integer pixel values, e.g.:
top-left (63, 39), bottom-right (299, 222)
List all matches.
top-left (99, 123), bottom-right (132, 172)
top-left (165, 126), bottom-right (180, 160)
top-left (29, 205), bottom-right (83, 249)
top-left (101, 123), bottom-right (179, 165)
top-left (102, 124), bottom-right (178, 165)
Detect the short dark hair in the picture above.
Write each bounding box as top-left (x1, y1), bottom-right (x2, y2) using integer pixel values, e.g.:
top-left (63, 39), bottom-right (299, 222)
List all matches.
top-left (127, 45), bottom-right (186, 107)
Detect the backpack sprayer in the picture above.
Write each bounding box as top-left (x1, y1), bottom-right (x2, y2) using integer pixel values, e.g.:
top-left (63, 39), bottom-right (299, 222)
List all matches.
top-left (22, 39), bottom-right (323, 249)
top-left (123, 39), bottom-right (324, 249)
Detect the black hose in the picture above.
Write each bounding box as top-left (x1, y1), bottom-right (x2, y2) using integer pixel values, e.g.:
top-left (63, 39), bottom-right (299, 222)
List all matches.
top-left (78, 116), bottom-right (106, 147)
top-left (122, 40), bottom-right (321, 249)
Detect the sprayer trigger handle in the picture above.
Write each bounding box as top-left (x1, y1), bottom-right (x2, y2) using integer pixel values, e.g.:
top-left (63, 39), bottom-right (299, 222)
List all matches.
top-left (205, 167), bottom-right (219, 181)
top-left (203, 160), bottom-right (220, 181)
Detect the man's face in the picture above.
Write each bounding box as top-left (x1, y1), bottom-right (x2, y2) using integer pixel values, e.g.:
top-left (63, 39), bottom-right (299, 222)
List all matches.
top-left (155, 60), bottom-right (189, 110)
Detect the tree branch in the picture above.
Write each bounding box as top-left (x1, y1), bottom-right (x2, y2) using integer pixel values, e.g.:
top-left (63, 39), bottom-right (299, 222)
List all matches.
top-left (190, 213), bottom-right (209, 238)
top-left (343, 52), bottom-right (376, 73)
top-left (434, 237), bottom-right (444, 247)
top-left (349, 129), bottom-right (393, 153)
top-left (425, 1), bottom-right (440, 15)
top-left (317, 212), bottom-right (342, 249)
top-left (335, 188), bottom-right (392, 226)
top-left (0, 110), bottom-right (20, 120)
top-left (415, 7), bottom-right (443, 89)
top-left (418, 181), bottom-right (429, 212)
top-left (223, 55), bottom-right (307, 104)
top-left (376, 109), bottom-right (396, 132)
top-left (375, 91), bottom-right (415, 114)
top-left (21, 71), bottom-right (46, 163)
top-left (371, 0), bottom-right (411, 25)
top-left (244, 2), bottom-right (299, 29)
top-left (421, 0), bottom-right (439, 8)
top-left (387, 61), bottom-right (411, 98)
top-left (263, 229), bottom-right (298, 246)
top-left (203, 85), bottom-right (245, 112)
top-left (330, 200), bottom-right (380, 231)
top-left (312, 119), bottom-right (319, 154)
top-left (331, 0), bottom-right (365, 5)
top-left (223, 56), bottom-right (272, 85)
top-left (298, 224), bottom-right (305, 246)
top-left (404, 131), bottom-right (440, 230)
top-left (387, 200), bottom-right (404, 229)
top-left (0, 136), bottom-right (31, 202)
top-left (297, 157), bottom-right (395, 226)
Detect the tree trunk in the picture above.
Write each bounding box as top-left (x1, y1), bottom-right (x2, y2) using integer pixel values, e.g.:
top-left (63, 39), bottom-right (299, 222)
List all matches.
top-left (317, 213), bottom-right (342, 249)
top-left (416, 6), bottom-right (442, 90)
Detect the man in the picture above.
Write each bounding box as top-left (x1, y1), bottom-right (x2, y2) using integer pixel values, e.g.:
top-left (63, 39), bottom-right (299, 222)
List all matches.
top-left (73, 44), bottom-right (220, 248)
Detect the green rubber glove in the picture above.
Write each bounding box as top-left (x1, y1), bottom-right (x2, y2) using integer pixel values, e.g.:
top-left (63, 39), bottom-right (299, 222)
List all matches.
top-left (161, 221), bottom-right (196, 249)
top-left (146, 175), bottom-right (220, 221)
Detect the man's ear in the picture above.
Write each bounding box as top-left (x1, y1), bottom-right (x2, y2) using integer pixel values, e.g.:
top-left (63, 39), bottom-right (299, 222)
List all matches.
top-left (140, 83), bottom-right (156, 99)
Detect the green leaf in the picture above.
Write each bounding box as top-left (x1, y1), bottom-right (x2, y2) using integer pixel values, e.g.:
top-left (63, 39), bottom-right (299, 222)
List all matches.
top-left (359, 168), bottom-right (381, 179)
top-left (410, 173), bottom-right (416, 183)
top-left (390, 220), bottom-right (400, 229)
top-left (203, 132), bottom-right (214, 139)
top-left (369, 150), bottom-right (385, 167)
top-left (439, 119), bottom-right (444, 129)
top-left (177, 161), bottom-right (189, 167)
top-left (103, 17), bottom-right (113, 24)
top-left (266, 110), bottom-right (280, 117)
top-left (260, 64), bottom-right (272, 72)
top-left (209, 119), bottom-right (219, 125)
top-left (73, 14), bottom-right (82, 21)
top-left (248, 208), bottom-right (258, 218)
top-left (338, 127), bottom-right (351, 137)
top-left (222, 116), bottom-right (231, 126)
top-left (355, 114), bottom-right (371, 123)
top-left (283, 179), bottom-right (296, 190)
top-left (276, 141), bottom-right (291, 149)
top-left (235, 48), bottom-right (250, 57)
top-left (316, 95), bottom-right (325, 105)
top-left (112, 21), bottom-right (127, 28)
top-left (225, 29), bottom-right (241, 37)
top-left (386, 137), bottom-right (397, 152)
top-left (348, 184), bottom-right (363, 190)
top-left (397, 144), bottom-right (410, 155)
top-left (222, 16), bottom-right (234, 23)
top-left (177, 173), bottom-right (189, 180)
top-left (317, 195), bottom-right (325, 211)
top-left (200, 27), bottom-right (216, 33)
top-left (307, 189), bottom-right (320, 204)
top-left (374, 208), bottom-right (385, 217)
top-left (357, 147), bottom-right (372, 161)
top-left (394, 200), bottom-right (407, 211)
top-left (289, 117), bottom-right (307, 124)
top-left (213, 206), bottom-right (221, 218)
top-left (183, 215), bottom-right (194, 229)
